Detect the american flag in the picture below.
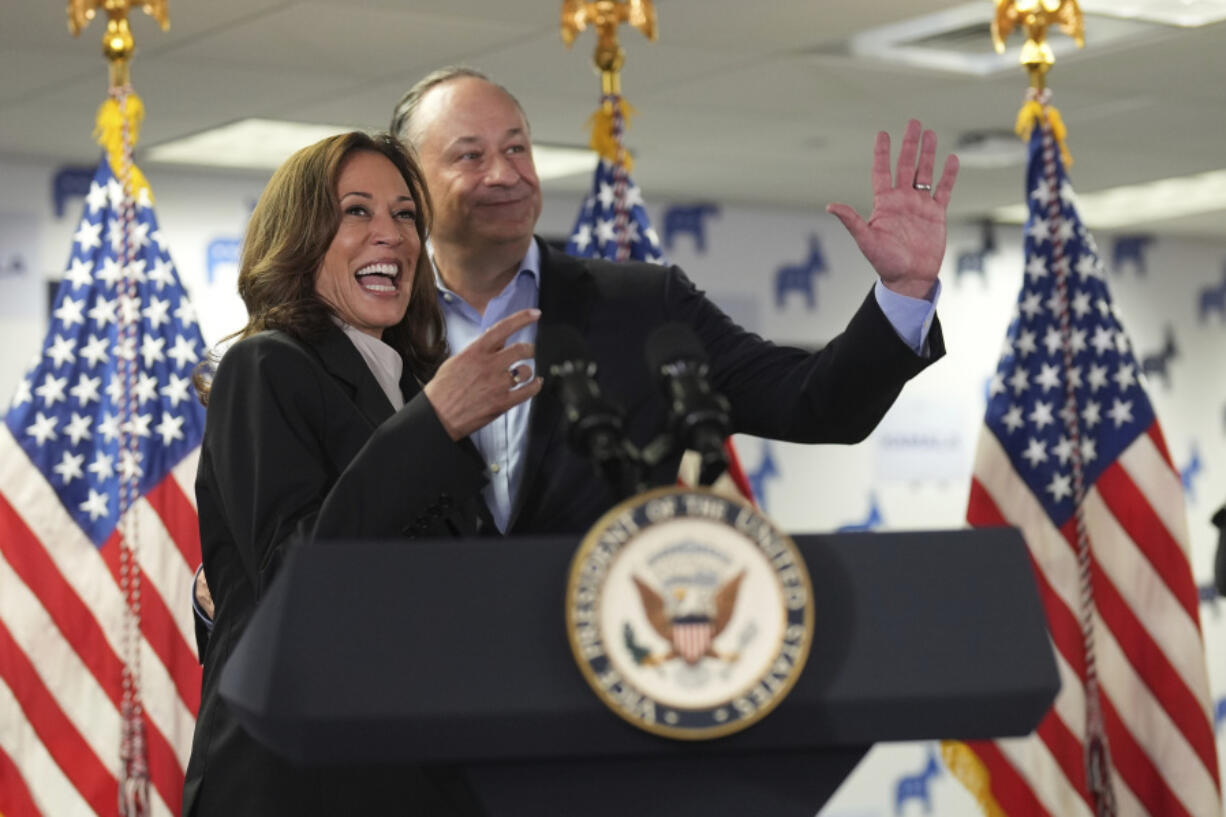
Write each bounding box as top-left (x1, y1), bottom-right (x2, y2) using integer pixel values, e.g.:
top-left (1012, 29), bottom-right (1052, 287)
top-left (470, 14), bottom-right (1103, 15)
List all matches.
top-left (0, 155), bottom-right (205, 816)
top-left (565, 155), bottom-right (755, 500)
top-left (949, 114), bottom-right (1220, 816)
top-left (565, 157), bottom-right (666, 264)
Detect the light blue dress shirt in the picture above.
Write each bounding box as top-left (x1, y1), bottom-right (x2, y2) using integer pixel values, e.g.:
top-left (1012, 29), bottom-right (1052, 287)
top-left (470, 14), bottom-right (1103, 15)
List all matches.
top-left (435, 240), bottom-right (939, 532)
top-left (435, 241), bottom-right (541, 533)
top-left (874, 278), bottom-right (941, 356)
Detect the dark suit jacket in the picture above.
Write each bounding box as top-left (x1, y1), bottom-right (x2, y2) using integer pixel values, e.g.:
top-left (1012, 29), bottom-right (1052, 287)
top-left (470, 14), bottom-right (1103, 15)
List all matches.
top-left (507, 241), bottom-right (943, 535)
top-left (183, 326), bottom-right (489, 817)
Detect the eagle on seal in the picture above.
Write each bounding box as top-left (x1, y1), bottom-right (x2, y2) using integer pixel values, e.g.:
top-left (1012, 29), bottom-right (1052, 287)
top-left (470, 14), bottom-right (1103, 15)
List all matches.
top-left (631, 570), bottom-right (745, 665)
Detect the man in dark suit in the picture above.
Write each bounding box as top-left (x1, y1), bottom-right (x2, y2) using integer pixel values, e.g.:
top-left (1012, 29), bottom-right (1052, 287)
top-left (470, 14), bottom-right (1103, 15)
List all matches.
top-left (187, 70), bottom-right (960, 812)
top-left (192, 68), bottom-right (959, 604)
top-left (388, 67), bottom-right (960, 534)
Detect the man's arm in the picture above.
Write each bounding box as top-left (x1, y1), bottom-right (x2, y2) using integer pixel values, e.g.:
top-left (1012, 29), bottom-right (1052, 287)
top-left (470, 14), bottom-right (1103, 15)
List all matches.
top-left (874, 278), bottom-right (940, 357)
top-left (662, 264), bottom-right (942, 447)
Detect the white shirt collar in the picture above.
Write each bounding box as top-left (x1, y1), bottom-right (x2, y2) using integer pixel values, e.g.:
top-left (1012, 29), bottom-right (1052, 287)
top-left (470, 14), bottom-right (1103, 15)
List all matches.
top-left (334, 319), bottom-right (405, 411)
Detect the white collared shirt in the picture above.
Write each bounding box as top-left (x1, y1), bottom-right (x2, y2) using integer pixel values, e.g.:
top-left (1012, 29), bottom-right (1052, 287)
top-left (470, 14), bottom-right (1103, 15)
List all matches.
top-left (336, 320), bottom-right (405, 411)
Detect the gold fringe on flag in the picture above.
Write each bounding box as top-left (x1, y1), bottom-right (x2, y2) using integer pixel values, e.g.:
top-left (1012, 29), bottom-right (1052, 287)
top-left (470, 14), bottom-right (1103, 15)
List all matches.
top-left (1015, 97), bottom-right (1073, 168)
top-left (586, 101), bottom-right (636, 171)
top-left (940, 740), bottom-right (1008, 817)
top-left (94, 92), bottom-right (154, 201)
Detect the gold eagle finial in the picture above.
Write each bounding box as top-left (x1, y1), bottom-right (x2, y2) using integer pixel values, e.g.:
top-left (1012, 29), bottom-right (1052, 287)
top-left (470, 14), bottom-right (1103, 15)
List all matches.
top-left (991, 0), bottom-right (1084, 89)
top-left (561, 0), bottom-right (657, 83)
top-left (68, 0), bottom-right (170, 88)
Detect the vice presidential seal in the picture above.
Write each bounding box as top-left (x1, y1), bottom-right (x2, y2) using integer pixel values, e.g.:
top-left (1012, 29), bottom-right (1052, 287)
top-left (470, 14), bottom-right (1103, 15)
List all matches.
top-left (565, 486), bottom-right (814, 740)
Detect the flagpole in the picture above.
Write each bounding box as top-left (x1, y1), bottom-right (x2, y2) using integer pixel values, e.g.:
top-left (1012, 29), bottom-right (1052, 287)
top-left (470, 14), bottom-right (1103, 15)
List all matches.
top-left (68, 4), bottom-right (170, 815)
top-left (991, 6), bottom-right (1118, 813)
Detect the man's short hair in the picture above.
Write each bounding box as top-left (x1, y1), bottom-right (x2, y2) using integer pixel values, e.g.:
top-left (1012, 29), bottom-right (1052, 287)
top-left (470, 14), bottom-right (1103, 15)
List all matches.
top-left (389, 66), bottom-right (529, 147)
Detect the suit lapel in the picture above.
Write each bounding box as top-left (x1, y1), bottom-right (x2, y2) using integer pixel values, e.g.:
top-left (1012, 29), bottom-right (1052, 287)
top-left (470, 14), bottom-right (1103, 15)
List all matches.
top-left (510, 241), bottom-right (594, 529)
top-left (306, 325), bottom-right (396, 428)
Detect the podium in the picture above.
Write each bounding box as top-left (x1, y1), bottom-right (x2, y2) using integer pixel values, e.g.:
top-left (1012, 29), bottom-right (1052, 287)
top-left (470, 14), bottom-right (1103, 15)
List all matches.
top-left (221, 527), bottom-right (1057, 816)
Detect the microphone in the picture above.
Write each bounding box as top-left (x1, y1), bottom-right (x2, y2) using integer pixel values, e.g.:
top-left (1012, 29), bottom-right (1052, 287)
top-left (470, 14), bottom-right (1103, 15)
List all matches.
top-left (644, 323), bottom-right (731, 486)
top-left (540, 325), bottom-right (642, 499)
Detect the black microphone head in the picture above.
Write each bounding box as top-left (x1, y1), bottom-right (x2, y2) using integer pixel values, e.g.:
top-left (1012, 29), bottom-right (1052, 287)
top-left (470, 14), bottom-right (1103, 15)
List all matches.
top-left (645, 322), bottom-right (707, 375)
top-left (644, 322), bottom-right (731, 472)
top-left (537, 323), bottom-right (640, 496)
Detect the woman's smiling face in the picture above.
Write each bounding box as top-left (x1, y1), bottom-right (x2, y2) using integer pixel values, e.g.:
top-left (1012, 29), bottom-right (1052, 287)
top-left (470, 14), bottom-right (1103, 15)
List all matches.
top-left (314, 150), bottom-right (421, 338)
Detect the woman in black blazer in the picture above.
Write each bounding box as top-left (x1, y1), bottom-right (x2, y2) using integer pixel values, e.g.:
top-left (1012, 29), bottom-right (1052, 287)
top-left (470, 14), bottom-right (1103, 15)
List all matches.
top-left (182, 131), bottom-right (540, 816)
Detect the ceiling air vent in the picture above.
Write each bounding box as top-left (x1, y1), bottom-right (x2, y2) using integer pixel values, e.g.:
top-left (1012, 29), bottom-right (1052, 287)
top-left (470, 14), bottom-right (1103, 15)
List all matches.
top-left (809, 2), bottom-right (1163, 76)
top-left (906, 22), bottom-right (998, 55)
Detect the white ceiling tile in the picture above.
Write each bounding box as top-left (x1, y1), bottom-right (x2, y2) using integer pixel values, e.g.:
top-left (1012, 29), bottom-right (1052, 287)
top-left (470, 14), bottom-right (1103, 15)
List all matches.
top-left (0, 0), bottom-right (1223, 237)
top-left (157, 2), bottom-right (542, 79)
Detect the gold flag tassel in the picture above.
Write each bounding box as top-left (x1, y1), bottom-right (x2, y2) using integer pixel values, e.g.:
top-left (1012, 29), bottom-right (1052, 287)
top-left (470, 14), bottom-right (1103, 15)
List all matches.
top-left (1015, 87), bottom-right (1073, 168)
top-left (70, 0), bottom-right (169, 201)
top-left (561, 0), bottom-right (657, 172)
top-left (991, 0), bottom-right (1083, 168)
top-left (586, 97), bottom-right (636, 171)
top-left (940, 741), bottom-right (1008, 817)
top-left (94, 90), bottom-right (154, 201)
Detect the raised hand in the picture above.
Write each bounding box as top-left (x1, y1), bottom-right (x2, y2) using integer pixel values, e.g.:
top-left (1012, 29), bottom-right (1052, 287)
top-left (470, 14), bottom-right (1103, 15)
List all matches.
top-left (826, 119), bottom-right (959, 299)
top-left (423, 307), bottom-right (542, 440)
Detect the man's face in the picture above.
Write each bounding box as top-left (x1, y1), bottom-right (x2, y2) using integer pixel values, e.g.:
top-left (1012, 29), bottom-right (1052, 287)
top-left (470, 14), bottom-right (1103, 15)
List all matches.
top-left (412, 77), bottom-right (542, 257)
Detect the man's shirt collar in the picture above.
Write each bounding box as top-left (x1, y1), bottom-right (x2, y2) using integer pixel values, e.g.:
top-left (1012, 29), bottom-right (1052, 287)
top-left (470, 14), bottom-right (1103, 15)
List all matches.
top-left (430, 238), bottom-right (541, 300)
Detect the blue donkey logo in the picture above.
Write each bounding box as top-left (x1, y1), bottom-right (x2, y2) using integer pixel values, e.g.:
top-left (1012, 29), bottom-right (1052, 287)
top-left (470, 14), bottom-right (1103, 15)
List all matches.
top-left (895, 746), bottom-right (942, 814)
top-left (774, 234), bottom-right (828, 310)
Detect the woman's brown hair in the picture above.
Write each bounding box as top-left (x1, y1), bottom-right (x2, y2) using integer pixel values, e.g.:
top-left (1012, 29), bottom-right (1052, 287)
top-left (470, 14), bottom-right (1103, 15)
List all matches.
top-left (195, 131), bottom-right (446, 403)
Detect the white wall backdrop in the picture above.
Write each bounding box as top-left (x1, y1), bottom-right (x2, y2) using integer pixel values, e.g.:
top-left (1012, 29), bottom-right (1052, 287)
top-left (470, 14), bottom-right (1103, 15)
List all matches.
top-left (3, 153), bottom-right (1225, 817)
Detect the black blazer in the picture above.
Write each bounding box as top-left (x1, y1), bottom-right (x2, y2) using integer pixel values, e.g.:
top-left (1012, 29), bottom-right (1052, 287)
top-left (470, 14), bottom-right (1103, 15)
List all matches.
top-left (183, 326), bottom-right (489, 817)
top-left (508, 241), bottom-right (944, 535)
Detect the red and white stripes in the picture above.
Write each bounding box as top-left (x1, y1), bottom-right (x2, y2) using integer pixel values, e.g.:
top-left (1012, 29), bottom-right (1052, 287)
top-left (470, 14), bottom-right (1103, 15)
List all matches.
top-left (0, 426), bottom-right (200, 817)
top-left (965, 424), bottom-right (1219, 817)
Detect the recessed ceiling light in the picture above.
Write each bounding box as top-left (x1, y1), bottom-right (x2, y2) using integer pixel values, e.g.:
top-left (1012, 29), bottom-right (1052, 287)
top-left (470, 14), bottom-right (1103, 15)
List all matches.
top-left (530, 145), bottom-right (599, 180)
top-left (993, 168), bottom-right (1226, 229)
top-left (1079, 0), bottom-right (1226, 27)
top-left (956, 131), bottom-right (1028, 169)
top-left (145, 117), bottom-right (598, 180)
top-left (145, 119), bottom-right (354, 170)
